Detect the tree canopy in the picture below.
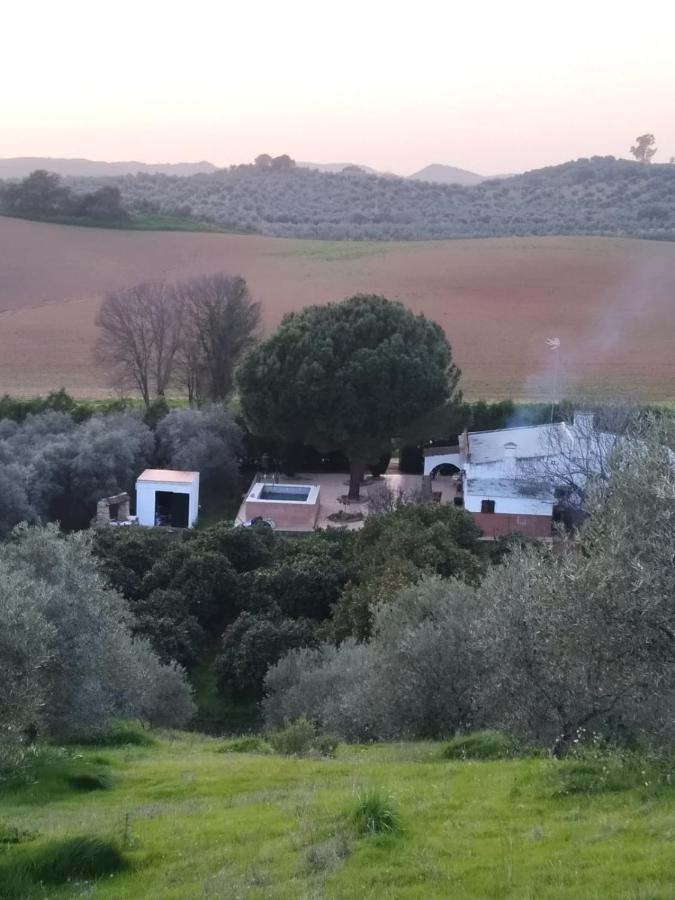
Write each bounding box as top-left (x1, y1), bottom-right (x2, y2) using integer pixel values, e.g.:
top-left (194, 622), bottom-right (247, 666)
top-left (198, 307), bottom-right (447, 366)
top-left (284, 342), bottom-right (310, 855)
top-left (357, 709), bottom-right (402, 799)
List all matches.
top-left (237, 294), bottom-right (458, 498)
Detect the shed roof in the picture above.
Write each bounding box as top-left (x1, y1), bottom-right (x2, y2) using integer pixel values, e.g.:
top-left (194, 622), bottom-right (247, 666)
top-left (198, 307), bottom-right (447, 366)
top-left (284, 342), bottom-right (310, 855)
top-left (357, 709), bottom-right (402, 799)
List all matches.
top-left (137, 469), bottom-right (199, 485)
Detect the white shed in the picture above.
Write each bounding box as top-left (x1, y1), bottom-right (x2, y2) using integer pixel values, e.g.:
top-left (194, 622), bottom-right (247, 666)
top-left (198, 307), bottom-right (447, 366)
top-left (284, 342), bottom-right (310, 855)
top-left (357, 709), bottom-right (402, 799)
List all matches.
top-left (135, 469), bottom-right (200, 528)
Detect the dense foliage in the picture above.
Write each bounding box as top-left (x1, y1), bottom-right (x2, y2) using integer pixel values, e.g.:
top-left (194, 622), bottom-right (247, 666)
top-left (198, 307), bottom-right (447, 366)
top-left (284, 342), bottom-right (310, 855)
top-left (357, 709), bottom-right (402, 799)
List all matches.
top-left (265, 421), bottom-right (675, 750)
top-left (0, 170), bottom-right (128, 224)
top-left (0, 404), bottom-right (242, 534)
top-left (0, 525), bottom-right (194, 769)
top-left (62, 156), bottom-right (675, 240)
top-left (238, 294), bottom-right (458, 498)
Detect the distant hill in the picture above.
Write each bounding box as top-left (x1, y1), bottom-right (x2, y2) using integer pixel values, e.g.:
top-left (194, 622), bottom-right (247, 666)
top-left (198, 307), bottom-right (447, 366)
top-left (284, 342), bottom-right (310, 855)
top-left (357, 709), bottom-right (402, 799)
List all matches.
top-left (407, 163), bottom-right (486, 186)
top-left (9, 155), bottom-right (675, 241)
top-left (0, 157), bottom-right (218, 178)
top-left (298, 161), bottom-right (381, 175)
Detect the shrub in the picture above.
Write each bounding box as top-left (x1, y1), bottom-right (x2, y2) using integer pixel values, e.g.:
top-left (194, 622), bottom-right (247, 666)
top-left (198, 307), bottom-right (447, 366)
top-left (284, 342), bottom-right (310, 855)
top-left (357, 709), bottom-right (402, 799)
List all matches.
top-left (547, 749), bottom-right (675, 797)
top-left (313, 733), bottom-right (340, 758)
top-left (0, 824), bottom-right (37, 845)
top-left (216, 610), bottom-right (317, 698)
top-left (268, 718), bottom-right (317, 756)
top-left (304, 832), bottom-right (351, 872)
top-left (442, 730), bottom-right (518, 761)
top-left (76, 720), bottom-right (156, 747)
top-left (27, 836), bottom-right (128, 884)
top-left (219, 735), bottom-right (271, 754)
top-left (68, 771), bottom-right (113, 792)
top-left (351, 790), bottom-right (401, 836)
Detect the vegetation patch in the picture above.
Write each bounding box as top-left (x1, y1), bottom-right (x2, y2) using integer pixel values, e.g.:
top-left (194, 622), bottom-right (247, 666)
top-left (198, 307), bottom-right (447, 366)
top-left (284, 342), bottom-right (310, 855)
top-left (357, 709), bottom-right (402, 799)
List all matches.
top-left (0, 823), bottom-right (37, 845)
top-left (268, 718), bottom-right (339, 758)
top-left (23, 835), bottom-right (128, 885)
top-left (546, 749), bottom-right (675, 798)
top-left (351, 789), bottom-right (401, 837)
top-left (76, 721), bottom-right (157, 748)
top-left (219, 735), bottom-right (271, 754)
top-left (67, 770), bottom-right (114, 792)
top-left (442, 730), bottom-right (520, 761)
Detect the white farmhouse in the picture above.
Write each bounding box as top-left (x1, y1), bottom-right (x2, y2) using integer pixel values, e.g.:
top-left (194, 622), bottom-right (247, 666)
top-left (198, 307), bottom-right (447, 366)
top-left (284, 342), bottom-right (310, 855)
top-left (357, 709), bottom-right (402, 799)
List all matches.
top-left (423, 415), bottom-right (615, 539)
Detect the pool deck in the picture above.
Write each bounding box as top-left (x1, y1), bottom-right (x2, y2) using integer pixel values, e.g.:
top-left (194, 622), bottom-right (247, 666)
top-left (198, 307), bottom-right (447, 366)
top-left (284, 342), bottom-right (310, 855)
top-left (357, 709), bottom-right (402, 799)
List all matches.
top-left (234, 471), bottom-right (457, 532)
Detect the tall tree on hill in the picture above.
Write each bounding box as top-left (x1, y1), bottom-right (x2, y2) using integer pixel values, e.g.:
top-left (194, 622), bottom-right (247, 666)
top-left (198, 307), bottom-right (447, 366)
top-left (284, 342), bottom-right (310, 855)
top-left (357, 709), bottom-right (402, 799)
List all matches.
top-left (630, 133), bottom-right (657, 163)
top-left (237, 294), bottom-right (459, 500)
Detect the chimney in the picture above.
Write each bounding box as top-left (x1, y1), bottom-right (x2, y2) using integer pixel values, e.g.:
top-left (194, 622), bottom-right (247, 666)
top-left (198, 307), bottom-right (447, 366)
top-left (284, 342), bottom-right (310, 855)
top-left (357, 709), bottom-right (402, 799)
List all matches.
top-left (503, 441), bottom-right (517, 477)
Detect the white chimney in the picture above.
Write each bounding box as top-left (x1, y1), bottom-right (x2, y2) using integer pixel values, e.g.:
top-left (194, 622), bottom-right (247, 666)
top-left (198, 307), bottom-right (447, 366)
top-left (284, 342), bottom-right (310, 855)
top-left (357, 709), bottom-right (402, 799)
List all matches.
top-left (503, 441), bottom-right (517, 477)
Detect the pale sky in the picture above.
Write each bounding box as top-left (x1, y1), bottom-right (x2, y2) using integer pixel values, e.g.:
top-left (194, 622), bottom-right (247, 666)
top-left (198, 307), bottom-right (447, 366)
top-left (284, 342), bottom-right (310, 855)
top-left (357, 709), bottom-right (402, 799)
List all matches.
top-left (2, 0), bottom-right (674, 175)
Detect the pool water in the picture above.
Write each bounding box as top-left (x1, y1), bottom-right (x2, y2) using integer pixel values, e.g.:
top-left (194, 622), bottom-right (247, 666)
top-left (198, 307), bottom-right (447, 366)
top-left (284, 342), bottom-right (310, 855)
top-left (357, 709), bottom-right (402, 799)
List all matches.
top-left (259, 485), bottom-right (311, 502)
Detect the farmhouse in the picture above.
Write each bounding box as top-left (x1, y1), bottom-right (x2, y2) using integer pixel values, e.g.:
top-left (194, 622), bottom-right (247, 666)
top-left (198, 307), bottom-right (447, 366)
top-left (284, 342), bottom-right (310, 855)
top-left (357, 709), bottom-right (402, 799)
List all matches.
top-left (423, 415), bottom-right (612, 539)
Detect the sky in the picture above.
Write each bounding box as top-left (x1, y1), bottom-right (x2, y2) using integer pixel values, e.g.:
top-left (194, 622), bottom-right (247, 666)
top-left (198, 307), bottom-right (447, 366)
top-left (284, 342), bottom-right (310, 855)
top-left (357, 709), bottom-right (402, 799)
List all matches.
top-left (2, 0), bottom-right (674, 175)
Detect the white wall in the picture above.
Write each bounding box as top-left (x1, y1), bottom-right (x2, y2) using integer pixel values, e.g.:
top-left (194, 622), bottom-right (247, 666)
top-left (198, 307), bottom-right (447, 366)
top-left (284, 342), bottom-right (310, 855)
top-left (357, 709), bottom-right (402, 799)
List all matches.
top-left (423, 452), bottom-right (462, 476)
top-left (136, 477), bottom-right (200, 528)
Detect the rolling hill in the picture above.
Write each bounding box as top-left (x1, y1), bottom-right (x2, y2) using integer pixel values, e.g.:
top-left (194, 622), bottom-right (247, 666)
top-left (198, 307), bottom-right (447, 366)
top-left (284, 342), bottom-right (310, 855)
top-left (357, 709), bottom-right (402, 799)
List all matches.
top-left (407, 163), bottom-right (486, 185)
top-left (0, 217), bottom-right (673, 401)
top-left (57, 156), bottom-right (675, 240)
top-left (0, 157), bottom-right (218, 178)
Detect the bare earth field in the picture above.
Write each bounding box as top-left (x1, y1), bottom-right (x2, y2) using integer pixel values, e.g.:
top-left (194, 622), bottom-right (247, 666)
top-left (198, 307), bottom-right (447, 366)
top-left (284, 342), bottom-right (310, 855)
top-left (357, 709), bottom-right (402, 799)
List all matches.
top-left (0, 216), bottom-right (674, 400)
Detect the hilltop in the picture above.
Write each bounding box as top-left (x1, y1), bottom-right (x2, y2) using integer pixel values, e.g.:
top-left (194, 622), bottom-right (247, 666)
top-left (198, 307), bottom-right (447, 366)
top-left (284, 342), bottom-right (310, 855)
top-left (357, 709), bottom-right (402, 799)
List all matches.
top-left (407, 162), bottom-right (486, 185)
top-left (59, 156), bottom-right (675, 240)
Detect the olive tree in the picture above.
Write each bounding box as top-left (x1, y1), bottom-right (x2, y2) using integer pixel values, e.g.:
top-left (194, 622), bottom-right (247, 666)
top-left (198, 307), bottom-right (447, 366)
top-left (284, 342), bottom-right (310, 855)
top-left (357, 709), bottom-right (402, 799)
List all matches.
top-left (238, 295), bottom-right (459, 499)
top-left (0, 525), bottom-right (195, 742)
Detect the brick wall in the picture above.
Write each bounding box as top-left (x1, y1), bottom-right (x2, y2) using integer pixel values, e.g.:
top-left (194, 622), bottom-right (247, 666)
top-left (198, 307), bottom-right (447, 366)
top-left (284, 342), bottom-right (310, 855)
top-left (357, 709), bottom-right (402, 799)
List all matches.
top-left (472, 511), bottom-right (552, 539)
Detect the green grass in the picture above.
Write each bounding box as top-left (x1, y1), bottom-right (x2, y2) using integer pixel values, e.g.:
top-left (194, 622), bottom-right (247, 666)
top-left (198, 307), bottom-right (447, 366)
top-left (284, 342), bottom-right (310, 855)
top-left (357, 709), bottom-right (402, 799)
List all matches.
top-left (0, 211), bottom-right (228, 233)
top-left (1, 733), bottom-right (674, 898)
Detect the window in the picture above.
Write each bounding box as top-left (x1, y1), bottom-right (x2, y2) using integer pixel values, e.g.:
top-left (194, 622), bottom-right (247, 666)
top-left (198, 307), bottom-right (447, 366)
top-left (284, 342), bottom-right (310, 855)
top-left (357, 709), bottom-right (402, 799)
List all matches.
top-left (481, 499), bottom-right (496, 514)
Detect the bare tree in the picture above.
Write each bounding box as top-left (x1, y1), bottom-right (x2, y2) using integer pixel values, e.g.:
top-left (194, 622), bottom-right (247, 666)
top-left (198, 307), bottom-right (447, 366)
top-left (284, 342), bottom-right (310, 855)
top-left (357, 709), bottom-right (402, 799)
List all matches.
top-left (175, 274), bottom-right (261, 405)
top-left (96, 282), bottom-right (183, 406)
top-left (521, 403), bottom-right (642, 514)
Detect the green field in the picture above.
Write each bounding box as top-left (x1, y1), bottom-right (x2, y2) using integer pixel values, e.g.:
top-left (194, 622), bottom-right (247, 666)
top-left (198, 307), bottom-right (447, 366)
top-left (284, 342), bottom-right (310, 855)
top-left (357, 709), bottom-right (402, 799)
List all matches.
top-left (1, 734), bottom-right (674, 899)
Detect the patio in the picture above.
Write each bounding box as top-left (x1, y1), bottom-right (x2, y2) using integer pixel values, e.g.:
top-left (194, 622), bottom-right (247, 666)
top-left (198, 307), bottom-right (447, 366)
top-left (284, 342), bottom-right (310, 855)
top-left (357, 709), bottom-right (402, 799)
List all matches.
top-left (234, 470), bottom-right (459, 532)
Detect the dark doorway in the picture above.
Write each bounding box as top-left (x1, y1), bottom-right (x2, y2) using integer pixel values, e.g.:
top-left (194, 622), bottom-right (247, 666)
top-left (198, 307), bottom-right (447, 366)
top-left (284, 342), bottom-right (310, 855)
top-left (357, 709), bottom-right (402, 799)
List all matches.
top-left (154, 491), bottom-right (190, 528)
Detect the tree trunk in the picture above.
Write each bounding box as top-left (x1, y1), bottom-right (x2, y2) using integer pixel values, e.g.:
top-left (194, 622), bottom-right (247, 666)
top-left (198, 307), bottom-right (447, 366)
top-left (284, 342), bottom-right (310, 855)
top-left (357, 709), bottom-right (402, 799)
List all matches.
top-left (348, 459), bottom-right (366, 501)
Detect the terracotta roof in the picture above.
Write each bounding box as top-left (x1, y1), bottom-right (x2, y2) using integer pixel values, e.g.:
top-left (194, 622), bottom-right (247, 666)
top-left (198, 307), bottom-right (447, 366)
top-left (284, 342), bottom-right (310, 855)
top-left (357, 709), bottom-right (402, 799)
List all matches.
top-left (137, 469), bottom-right (199, 484)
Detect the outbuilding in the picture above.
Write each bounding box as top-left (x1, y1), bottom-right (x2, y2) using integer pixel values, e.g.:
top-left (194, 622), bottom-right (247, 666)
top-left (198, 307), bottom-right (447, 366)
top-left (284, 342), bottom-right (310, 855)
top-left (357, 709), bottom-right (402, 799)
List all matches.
top-left (135, 469), bottom-right (200, 528)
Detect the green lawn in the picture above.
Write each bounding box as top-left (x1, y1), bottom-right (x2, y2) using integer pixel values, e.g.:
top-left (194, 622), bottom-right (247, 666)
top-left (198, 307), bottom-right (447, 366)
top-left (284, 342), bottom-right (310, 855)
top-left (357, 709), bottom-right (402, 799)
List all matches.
top-left (1, 734), bottom-right (674, 898)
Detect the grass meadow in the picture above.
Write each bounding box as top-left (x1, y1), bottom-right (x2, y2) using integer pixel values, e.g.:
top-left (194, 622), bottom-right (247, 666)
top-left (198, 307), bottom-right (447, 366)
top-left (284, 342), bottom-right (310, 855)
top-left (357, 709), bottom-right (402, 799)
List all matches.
top-left (1, 732), bottom-right (674, 899)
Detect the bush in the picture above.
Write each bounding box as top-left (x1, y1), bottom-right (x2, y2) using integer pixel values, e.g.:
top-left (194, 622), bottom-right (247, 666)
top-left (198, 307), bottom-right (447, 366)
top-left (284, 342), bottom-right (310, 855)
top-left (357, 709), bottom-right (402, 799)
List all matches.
top-left (27, 836), bottom-right (128, 884)
top-left (216, 610), bottom-right (317, 698)
top-left (547, 749), bottom-right (675, 797)
top-left (442, 730), bottom-right (518, 761)
top-left (68, 771), bottom-right (113, 792)
top-left (0, 824), bottom-right (36, 845)
top-left (269, 718), bottom-right (316, 756)
top-left (351, 790), bottom-right (401, 836)
top-left (219, 735), bottom-right (271, 754)
top-left (75, 720), bottom-right (156, 747)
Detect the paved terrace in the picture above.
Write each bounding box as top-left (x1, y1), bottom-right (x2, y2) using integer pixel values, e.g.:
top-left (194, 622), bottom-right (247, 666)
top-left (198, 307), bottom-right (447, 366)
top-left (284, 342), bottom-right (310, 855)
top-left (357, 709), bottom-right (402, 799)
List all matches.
top-left (234, 471), bottom-right (459, 532)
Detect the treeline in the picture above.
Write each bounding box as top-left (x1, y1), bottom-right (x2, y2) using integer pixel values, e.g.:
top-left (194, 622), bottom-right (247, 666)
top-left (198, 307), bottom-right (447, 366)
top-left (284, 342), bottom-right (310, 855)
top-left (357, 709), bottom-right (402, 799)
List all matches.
top-left (0, 169), bottom-right (128, 224)
top-left (64, 156), bottom-right (675, 240)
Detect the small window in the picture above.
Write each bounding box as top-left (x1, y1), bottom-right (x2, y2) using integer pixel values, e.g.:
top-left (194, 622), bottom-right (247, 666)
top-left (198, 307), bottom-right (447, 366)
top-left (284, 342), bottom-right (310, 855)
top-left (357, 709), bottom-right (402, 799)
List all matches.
top-left (481, 499), bottom-right (496, 514)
